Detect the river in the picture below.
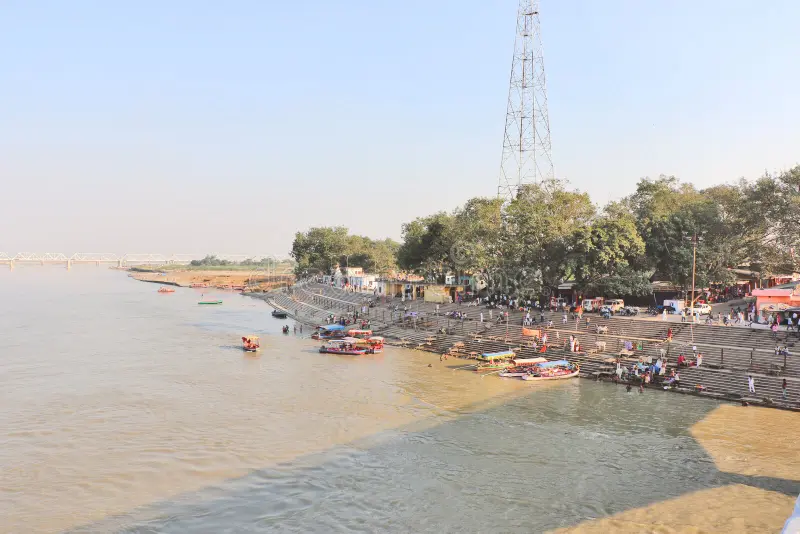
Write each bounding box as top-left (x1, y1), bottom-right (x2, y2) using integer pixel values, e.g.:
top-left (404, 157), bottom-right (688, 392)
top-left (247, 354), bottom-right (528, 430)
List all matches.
top-left (1, 267), bottom-right (798, 533)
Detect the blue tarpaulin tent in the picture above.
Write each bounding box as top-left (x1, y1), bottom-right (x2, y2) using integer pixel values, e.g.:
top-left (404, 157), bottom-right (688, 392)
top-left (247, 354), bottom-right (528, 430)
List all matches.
top-left (322, 324), bottom-right (345, 331)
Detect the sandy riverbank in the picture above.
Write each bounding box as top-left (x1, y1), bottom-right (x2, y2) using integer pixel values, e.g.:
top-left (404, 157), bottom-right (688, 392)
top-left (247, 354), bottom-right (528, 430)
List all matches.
top-left (129, 269), bottom-right (293, 291)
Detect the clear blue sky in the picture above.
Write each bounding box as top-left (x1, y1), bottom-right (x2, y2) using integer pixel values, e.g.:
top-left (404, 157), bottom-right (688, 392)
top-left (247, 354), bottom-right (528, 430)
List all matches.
top-left (2, 0), bottom-right (798, 255)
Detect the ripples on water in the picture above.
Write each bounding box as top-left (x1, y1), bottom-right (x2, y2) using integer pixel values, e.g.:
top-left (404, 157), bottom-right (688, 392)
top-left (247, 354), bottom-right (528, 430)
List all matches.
top-left (0, 268), bottom-right (797, 533)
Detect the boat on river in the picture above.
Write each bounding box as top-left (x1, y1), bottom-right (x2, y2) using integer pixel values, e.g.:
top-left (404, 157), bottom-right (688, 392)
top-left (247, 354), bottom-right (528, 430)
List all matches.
top-left (520, 360), bottom-right (580, 381)
top-left (347, 329), bottom-right (373, 339)
top-left (319, 339), bottom-right (367, 355)
top-left (498, 357), bottom-right (548, 377)
top-left (271, 309), bottom-right (288, 319)
top-left (198, 300), bottom-right (223, 305)
top-left (354, 336), bottom-right (384, 354)
top-left (158, 287), bottom-right (175, 294)
top-left (242, 335), bottom-right (260, 352)
top-left (311, 324), bottom-right (347, 340)
top-left (475, 350), bottom-right (516, 372)
top-left (190, 283), bottom-right (209, 288)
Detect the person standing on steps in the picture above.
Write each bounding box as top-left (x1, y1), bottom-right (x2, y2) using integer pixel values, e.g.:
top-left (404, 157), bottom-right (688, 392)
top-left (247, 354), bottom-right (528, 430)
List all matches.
top-left (748, 375), bottom-right (756, 394)
top-left (783, 379), bottom-right (788, 400)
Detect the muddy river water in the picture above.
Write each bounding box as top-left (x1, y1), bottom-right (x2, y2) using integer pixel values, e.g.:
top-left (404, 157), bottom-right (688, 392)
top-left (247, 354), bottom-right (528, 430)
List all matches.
top-left (1, 268), bottom-right (798, 533)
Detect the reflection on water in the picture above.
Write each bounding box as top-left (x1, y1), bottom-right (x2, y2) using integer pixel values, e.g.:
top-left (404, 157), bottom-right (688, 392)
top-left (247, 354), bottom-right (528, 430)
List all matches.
top-left (0, 268), bottom-right (798, 533)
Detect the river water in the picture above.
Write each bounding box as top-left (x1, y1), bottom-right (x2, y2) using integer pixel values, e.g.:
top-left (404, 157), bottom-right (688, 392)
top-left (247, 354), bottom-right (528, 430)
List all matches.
top-left (1, 268), bottom-right (798, 533)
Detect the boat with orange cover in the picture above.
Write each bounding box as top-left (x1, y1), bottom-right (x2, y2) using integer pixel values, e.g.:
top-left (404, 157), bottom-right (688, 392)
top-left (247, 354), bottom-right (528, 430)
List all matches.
top-left (242, 336), bottom-right (260, 352)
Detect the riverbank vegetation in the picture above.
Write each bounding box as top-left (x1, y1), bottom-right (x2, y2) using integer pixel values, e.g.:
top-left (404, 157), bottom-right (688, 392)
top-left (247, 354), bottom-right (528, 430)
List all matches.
top-left (131, 255), bottom-right (295, 273)
top-left (290, 227), bottom-right (400, 275)
top-left (290, 167), bottom-right (800, 297)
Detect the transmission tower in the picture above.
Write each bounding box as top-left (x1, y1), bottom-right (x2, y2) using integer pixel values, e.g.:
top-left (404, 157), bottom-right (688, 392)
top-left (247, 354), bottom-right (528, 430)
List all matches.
top-left (497, 0), bottom-right (554, 200)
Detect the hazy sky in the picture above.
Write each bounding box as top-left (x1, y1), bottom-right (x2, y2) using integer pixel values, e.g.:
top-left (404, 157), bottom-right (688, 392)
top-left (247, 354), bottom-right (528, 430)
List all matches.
top-left (2, 0), bottom-right (798, 255)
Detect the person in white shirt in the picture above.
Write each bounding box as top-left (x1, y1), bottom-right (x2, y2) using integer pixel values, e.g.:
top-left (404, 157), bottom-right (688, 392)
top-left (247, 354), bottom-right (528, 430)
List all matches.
top-left (748, 375), bottom-right (755, 393)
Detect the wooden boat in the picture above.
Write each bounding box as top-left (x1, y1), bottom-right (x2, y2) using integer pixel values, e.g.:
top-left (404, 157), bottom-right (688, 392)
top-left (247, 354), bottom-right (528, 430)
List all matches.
top-left (198, 300), bottom-right (223, 305)
top-left (319, 339), bottom-right (367, 355)
top-left (190, 283), bottom-right (209, 288)
top-left (475, 350), bottom-right (516, 372)
top-left (354, 336), bottom-right (385, 354)
top-left (520, 360), bottom-right (580, 381)
top-left (311, 324), bottom-right (346, 340)
top-left (158, 287), bottom-right (175, 294)
top-left (498, 357), bottom-right (548, 377)
top-left (347, 329), bottom-right (373, 339)
top-left (242, 335), bottom-right (260, 352)
top-left (271, 310), bottom-right (288, 319)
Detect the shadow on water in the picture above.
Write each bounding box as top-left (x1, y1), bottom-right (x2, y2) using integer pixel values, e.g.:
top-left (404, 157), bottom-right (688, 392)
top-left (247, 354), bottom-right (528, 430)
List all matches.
top-left (64, 383), bottom-right (800, 534)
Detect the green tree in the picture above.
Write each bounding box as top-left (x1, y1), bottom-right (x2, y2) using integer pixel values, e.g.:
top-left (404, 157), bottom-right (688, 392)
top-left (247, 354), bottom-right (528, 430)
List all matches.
top-left (290, 226), bottom-right (349, 274)
top-left (573, 207), bottom-right (650, 297)
top-left (345, 235), bottom-right (399, 274)
top-left (501, 180), bottom-right (595, 296)
top-left (743, 166), bottom-right (800, 276)
top-left (396, 212), bottom-right (457, 280)
top-left (451, 197), bottom-right (504, 274)
top-left (622, 175), bottom-right (754, 292)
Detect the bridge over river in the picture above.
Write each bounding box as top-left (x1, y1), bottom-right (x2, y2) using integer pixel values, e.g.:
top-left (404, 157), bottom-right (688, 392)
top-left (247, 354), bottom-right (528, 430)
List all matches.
top-left (0, 253), bottom-right (287, 270)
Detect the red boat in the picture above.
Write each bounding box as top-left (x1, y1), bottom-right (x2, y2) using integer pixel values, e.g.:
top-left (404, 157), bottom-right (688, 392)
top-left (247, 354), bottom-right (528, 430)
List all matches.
top-left (354, 336), bottom-right (385, 354)
top-left (158, 287), bottom-right (175, 293)
top-left (242, 336), bottom-right (260, 352)
top-left (319, 339), bottom-right (367, 355)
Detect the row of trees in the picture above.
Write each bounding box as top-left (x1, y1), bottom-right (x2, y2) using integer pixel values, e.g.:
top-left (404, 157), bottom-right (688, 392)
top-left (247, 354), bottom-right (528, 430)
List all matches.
top-left (394, 166), bottom-right (800, 298)
top-left (290, 166), bottom-right (800, 299)
top-left (189, 255), bottom-right (294, 269)
top-left (290, 226), bottom-right (400, 275)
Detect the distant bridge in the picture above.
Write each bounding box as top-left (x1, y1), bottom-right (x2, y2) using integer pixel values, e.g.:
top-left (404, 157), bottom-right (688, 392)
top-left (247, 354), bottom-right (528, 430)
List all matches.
top-left (0, 253), bottom-right (288, 270)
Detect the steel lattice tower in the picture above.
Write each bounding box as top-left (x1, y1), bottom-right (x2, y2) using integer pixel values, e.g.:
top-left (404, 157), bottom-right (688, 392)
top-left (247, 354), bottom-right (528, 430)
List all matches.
top-left (497, 0), bottom-right (554, 200)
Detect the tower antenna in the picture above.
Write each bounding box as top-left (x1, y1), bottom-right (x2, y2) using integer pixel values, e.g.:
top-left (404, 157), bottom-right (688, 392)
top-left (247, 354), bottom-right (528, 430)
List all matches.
top-left (498, 0), bottom-right (554, 200)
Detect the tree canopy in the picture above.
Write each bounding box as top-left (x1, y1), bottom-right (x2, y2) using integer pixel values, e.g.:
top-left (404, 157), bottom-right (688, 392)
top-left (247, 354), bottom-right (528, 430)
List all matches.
top-left (290, 165), bottom-right (800, 297)
top-left (290, 227), bottom-right (399, 275)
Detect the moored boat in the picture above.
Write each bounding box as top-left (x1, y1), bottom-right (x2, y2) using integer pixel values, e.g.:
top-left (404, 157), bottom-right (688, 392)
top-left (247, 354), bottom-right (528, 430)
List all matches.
top-left (271, 309), bottom-right (288, 319)
top-left (190, 282), bottom-right (209, 288)
top-left (475, 350), bottom-right (516, 372)
top-left (520, 360), bottom-right (580, 381)
top-left (242, 335), bottom-right (260, 352)
top-left (346, 329), bottom-right (373, 339)
top-left (354, 336), bottom-right (385, 353)
top-left (311, 324), bottom-right (347, 340)
top-left (319, 339), bottom-right (367, 355)
top-left (158, 287), bottom-right (175, 293)
top-left (498, 357), bottom-right (548, 377)
top-left (198, 300), bottom-right (223, 305)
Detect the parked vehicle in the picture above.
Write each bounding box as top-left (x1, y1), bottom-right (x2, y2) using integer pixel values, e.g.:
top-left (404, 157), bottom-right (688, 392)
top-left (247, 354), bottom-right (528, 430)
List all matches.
top-left (583, 297), bottom-right (604, 313)
top-left (695, 303), bottom-right (712, 315)
top-left (619, 306), bottom-right (639, 316)
top-left (662, 300), bottom-right (685, 315)
top-left (684, 306), bottom-right (709, 318)
top-left (603, 299), bottom-right (625, 313)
